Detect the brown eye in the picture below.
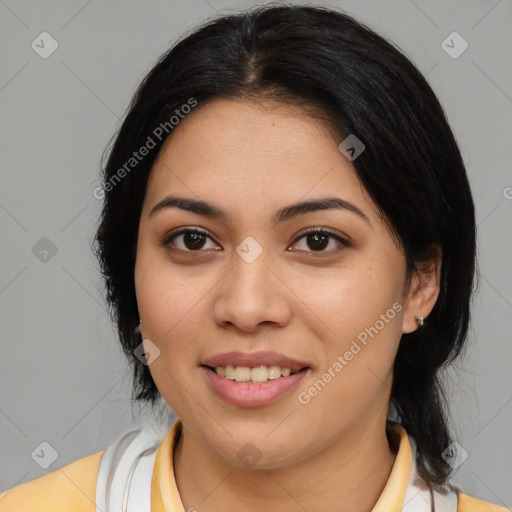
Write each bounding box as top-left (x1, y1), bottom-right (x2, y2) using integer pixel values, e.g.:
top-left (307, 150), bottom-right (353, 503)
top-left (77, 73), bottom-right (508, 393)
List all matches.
top-left (290, 229), bottom-right (349, 255)
top-left (305, 232), bottom-right (330, 251)
top-left (162, 228), bottom-right (220, 252)
top-left (181, 231), bottom-right (207, 250)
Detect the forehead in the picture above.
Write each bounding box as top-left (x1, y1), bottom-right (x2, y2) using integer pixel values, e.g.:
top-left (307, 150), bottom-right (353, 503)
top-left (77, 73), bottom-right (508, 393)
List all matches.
top-left (143, 98), bottom-right (378, 221)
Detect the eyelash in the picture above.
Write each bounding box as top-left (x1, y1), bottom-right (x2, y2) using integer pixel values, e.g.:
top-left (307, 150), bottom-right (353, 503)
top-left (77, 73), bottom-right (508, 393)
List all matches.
top-left (160, 227), bottom-right (349, 257)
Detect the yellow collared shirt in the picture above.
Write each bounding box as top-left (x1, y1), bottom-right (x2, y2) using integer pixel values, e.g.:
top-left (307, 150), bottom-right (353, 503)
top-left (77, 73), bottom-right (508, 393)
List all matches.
top-left (0, 419), bottom-right (508, 511)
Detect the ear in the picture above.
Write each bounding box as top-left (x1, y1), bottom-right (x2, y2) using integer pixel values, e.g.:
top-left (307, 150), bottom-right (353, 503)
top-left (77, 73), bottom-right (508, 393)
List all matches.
top-left (401, 245), bottom-right (442, 334)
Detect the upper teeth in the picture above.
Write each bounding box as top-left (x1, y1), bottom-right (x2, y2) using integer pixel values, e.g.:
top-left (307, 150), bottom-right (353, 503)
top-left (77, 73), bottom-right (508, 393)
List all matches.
top-left (215, 365), bottom-right (298, 382)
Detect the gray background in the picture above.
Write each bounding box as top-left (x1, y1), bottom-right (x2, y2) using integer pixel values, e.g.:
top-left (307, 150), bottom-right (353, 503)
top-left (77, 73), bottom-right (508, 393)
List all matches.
top-left (1, 0), bottom-right (511, 506)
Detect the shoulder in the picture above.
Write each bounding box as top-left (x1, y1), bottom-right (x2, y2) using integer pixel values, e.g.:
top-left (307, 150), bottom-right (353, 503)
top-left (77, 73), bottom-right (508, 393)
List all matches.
top-left (0, 449), bottom-right (104, 512)
top-left (458, 491), bottom-right (510, 512)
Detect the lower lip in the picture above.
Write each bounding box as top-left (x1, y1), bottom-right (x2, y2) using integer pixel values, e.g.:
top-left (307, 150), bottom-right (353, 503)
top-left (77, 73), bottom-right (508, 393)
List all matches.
top-left (201, 366), bottom-right (310, 407)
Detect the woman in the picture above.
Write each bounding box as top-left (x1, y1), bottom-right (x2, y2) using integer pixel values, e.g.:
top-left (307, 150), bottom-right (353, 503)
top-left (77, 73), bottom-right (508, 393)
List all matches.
top-left (0, 4), bottom-right (507, 511)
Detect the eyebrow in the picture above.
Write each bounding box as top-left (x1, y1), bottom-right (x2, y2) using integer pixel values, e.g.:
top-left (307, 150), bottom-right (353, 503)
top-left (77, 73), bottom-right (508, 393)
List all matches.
top-left (149, 195), bottom-right (371, 226)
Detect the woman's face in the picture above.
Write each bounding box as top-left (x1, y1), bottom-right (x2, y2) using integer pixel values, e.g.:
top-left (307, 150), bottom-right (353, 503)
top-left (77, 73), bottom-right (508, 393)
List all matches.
top-left (135, 98), bottom-right (425, 468)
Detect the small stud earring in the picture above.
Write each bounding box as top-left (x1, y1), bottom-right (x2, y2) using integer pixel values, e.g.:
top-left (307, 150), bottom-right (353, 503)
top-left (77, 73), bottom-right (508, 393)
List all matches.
top-left (416, 316), bottom-right (424, 327)
top-left (135, 323), bottom-right (141, 334)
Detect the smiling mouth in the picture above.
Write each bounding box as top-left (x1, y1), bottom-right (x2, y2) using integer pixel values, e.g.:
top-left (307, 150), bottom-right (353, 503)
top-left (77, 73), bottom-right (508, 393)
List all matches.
top-left (202, 364), bottom-right (310, 383)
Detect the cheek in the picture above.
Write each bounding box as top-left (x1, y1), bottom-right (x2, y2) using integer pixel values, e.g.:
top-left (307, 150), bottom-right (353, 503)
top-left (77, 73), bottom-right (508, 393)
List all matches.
top-left (289, 254), bottom-right (404, 344)
top-left (290, 252), bottom-right (404, 401)
top-left (302, 305), bottom-right (402, 428)
top-left (134, 245), bottom-right (220, 365)
top-left (134, 252), bottom-right (210, 410)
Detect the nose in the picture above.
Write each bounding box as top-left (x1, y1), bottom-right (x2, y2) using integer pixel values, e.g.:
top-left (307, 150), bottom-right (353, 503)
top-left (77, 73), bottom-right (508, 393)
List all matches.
top-left (212, 247), bottom-right (292, 333)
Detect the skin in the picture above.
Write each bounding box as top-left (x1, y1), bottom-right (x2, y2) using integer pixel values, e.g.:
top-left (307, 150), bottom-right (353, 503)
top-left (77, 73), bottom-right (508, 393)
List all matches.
top-left (134, 98), bottom-right (441, 512)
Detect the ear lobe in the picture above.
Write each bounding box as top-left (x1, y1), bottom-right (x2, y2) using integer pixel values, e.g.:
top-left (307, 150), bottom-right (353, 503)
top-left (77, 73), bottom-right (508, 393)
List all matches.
top-left (401, 246), bottom-right (442, 334)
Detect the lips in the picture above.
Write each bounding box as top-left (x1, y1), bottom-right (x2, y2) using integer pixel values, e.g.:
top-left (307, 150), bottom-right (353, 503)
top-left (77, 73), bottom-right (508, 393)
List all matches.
top-left (201, 350), bottom-right (311, 373)
top-left (201, 365), bottom-right (311, 407)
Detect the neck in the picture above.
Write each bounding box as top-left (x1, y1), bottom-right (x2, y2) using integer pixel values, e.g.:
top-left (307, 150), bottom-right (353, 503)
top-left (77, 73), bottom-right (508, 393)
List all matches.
top-left (173, 415), bottom-right (397, 512)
